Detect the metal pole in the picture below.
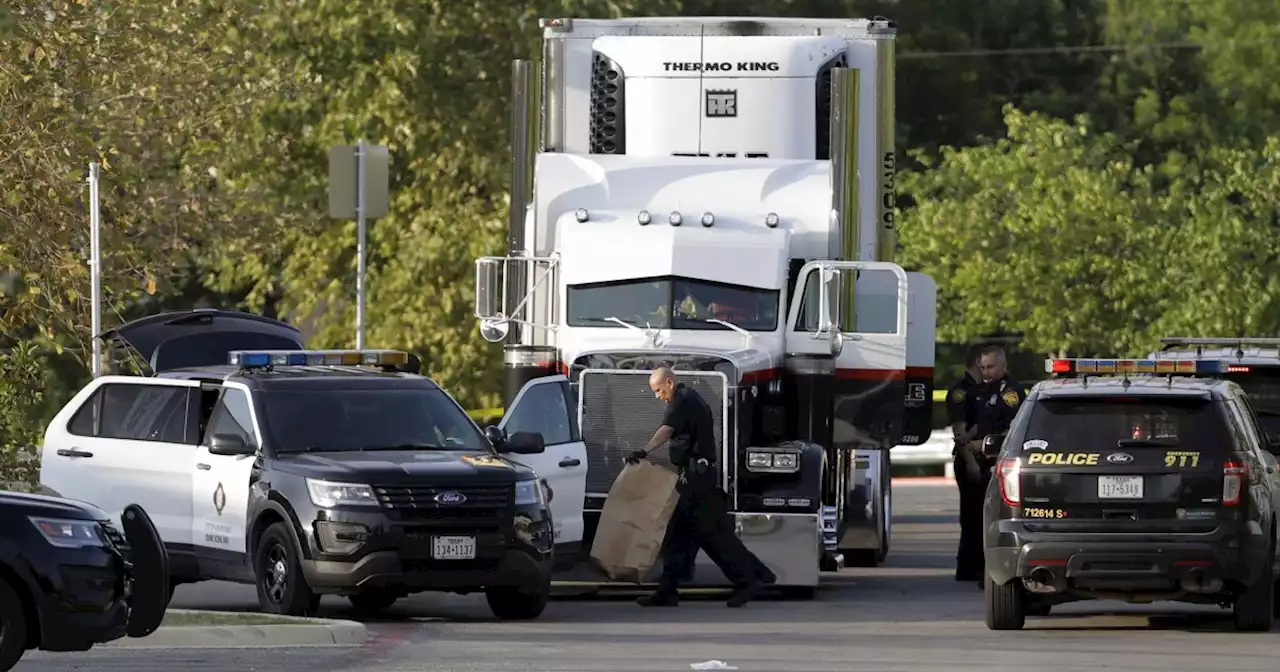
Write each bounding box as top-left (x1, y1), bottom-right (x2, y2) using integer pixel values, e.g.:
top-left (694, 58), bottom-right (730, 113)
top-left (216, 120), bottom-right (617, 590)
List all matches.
top-left (88, 162), bottom-right (102, 377)
top-left (355, 139), bottom-right (367, 350)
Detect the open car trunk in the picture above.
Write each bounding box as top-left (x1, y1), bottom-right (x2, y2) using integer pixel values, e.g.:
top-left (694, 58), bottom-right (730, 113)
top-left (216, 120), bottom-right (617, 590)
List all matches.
top-left (101, 309), bottom-right (304, 374)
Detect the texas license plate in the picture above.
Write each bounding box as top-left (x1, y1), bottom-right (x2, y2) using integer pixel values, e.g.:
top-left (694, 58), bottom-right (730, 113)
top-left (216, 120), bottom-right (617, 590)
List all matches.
top-left (432, 535), bottom-right (476, 560)
top-left (1098, 475), bottom-right (1143, 499)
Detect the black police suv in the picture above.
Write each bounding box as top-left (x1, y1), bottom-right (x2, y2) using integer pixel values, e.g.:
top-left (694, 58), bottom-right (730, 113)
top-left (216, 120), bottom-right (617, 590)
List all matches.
top-left (981, 358), bottom-right (1280, 631)
top-left (40, 309), bottom-right (555, 620)
top-left (0, 492), bottom-right (168, 671)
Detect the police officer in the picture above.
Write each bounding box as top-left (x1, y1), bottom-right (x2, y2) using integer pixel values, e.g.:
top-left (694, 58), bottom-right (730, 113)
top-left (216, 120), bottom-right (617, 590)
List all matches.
top-left (627, 367), bottom-right (769, 608)
top-left (947, 345), bottom-right (986, 582)
top-left (964, 345), bottom-right (1026, 586)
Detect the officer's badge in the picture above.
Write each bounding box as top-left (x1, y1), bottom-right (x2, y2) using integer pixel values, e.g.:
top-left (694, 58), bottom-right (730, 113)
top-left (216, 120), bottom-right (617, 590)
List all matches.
top-left (951, 389), bottom-right (965, 403)
top-left (1001, 390), bottom-right (1020, 408)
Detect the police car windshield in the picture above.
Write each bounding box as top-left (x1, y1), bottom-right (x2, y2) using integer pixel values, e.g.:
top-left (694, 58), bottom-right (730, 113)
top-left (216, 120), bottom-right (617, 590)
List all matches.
top-left (1023, 397), bottom-right (1229, 451)
top-left (566, 276), bottom-right (779, 331)
top-left (261, 388), bottom-right (489, 453)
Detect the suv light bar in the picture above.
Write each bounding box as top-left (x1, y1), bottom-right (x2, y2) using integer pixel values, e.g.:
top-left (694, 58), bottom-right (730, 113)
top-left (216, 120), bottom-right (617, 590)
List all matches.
top-left (229, 349), bottom-right (410, 368)
top-left (1045, 358), bottom-right (1228, 376)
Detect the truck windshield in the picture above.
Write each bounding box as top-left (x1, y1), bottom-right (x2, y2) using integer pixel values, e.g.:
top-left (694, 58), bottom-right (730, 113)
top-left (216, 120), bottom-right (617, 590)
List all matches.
top-left (566, 276), bottom-right (779, 331)
top-left (1228, 367), bottom-right (1280, 439)
top-left (260, 388), bottom-right (489, 453)
top-left (1022, 397), bottom-right (1229, 451)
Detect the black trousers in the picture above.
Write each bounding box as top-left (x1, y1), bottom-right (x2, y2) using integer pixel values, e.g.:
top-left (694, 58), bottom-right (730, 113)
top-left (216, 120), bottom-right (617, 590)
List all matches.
top-left (954, 454), bottom-right (991, 577)
top-left (657, 475), bottom-right (763, 593)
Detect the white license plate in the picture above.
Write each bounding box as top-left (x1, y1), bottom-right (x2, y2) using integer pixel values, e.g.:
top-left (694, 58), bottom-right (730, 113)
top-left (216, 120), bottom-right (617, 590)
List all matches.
top-left (1098, 475), bottom-right (1143, 499)
top-left (432, 535), bottom-right (476, 560)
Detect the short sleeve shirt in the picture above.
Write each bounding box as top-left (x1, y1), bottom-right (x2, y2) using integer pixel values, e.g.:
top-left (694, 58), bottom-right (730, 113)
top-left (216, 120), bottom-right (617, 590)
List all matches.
top-left (945, 371), bottom-right (982, 431)
top-left (662, 383), bottom-right (717, 467)
top-left (974, 375), bottom-right (1026, 439)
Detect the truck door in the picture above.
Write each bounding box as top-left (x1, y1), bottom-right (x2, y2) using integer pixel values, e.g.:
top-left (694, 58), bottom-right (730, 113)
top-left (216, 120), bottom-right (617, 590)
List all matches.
top-left (498, 375), bottom-right (588, 560)
top-left (852, 271), bottom-right (937, 445)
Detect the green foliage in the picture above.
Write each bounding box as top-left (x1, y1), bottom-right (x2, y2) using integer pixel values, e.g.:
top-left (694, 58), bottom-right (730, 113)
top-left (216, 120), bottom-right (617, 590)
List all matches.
top-left (0, 342), bottom-right (48, 489)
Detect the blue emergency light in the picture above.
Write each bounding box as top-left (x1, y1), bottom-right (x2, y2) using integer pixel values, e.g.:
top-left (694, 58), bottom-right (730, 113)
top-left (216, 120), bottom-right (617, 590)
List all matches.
top-left (1045, 358), bottom-right (1229, 376)
top-left (228, 349), bottom-right (410, 369)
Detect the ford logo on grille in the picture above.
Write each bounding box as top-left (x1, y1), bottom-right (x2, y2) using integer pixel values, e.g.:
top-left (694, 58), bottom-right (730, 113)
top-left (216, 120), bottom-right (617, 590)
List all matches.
top-left (435, 491), bottom-right (467, 505)
top-left (1107, 453), bottom-right (1134, 464)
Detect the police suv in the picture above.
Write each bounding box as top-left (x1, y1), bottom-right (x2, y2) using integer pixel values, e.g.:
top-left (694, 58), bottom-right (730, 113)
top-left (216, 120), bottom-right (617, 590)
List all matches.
top-left (39, 309), bottom-right (558, 619)
top-left (981, 358), bottom-right (1280, 631)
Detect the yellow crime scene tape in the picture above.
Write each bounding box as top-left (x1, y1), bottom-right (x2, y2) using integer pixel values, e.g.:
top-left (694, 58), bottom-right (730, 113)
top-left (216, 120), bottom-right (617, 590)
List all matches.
top-left (465, 390), bottom-right (949, 421)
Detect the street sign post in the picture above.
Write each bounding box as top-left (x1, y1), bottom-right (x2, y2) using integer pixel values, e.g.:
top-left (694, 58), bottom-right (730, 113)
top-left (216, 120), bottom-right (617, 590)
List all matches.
top-left (328, 142), bottom-right (389, 349)
top-left (88, 162), bottom-right (102, 377)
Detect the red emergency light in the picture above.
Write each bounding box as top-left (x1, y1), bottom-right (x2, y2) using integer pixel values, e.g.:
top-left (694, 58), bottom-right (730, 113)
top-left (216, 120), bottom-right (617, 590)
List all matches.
top-left (1227, 365), bottom-right (1251, 373)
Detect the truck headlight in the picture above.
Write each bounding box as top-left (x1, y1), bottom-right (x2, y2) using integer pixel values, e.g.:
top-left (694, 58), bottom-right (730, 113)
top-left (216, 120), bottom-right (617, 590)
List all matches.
top-left (745, 450), bottom-right (802, 474)
top-left (515, 479), bottom-right (546, 506)
top-left (30, 517), bottom-right (106, 549)
top-left (306, 479), bottom-right (379, 508)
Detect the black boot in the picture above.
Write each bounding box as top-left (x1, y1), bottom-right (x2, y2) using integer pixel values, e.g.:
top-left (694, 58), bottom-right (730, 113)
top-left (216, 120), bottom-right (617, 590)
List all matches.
top-left (758, 567), bottom-right (777, 585)
top-left (636, 590), bottom-right (679, 607)
top-left (726, 581), bottom-right (763, 608)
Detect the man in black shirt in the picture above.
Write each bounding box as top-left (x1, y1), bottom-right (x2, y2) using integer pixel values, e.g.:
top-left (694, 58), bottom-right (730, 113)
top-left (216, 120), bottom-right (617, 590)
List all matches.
top-left (626, 367), bottom-right (768, 608)
top-left (966, 345), bottom-right (1026, 587)
top-left (947, 345), bottom-right (986, 582)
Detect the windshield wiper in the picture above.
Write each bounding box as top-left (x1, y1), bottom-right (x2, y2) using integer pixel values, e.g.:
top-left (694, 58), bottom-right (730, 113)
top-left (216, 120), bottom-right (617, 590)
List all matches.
top-left (357, 443), bottom-right (447, 451)
top-left (1116, 438), bottom-right (1179, 447)
top-left (703, 317), bottom-right (753, 347)
top-left (280, 445), bottom-right (340, 454)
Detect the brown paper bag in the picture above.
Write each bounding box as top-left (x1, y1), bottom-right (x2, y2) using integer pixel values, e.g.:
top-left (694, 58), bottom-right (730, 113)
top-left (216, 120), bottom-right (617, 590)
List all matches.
top-left (589, 461), bottom-right (680, 583)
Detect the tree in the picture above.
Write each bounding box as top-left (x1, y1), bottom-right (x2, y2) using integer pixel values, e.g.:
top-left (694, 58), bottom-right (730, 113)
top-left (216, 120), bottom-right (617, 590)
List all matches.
top-left (897, 106), bottom-right (1172, 356)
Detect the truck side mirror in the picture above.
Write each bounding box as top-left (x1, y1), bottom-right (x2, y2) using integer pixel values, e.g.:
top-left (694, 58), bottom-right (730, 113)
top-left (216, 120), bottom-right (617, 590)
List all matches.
top-left (209, 433), bottom-right (254, 456)
top-left (484, 425), bottom-right (507, 448)
top-left (502, 431), bottom-right (545, 455)
top-left (475, 259), bottom-right (509, 343)
top-left (982, 433), bottom-right (1006, 459)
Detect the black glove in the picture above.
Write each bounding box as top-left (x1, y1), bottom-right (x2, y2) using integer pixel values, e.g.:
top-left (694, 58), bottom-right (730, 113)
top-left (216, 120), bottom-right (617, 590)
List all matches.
top-left (625, 449), bottom-right (648, 465)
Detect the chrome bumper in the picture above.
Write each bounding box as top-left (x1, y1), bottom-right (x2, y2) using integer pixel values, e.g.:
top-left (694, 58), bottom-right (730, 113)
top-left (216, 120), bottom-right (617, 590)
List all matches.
top-left (838, 447), bottom-right (888, 551)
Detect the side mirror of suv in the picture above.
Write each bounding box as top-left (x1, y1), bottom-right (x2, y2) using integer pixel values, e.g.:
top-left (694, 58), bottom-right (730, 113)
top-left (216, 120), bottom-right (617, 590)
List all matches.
top-left (502, 431), bottom-right (546, 455)
top-left (982, 433), bottom-right (1007, 459)
top-left (484, 425), bottom-right (507, 448)
top-left (208, 433), bottom-right (254, 456)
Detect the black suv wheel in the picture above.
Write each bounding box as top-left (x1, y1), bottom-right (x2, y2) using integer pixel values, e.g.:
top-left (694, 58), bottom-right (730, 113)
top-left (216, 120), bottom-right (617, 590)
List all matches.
top-left (485, 583), bottom-right (549, 620)
top-left (255, 523), bottom-right (320, 617)
top-left (984, 575), bottom-right (1026, 630)
top-left (0, 577), bottom-right (29, 672)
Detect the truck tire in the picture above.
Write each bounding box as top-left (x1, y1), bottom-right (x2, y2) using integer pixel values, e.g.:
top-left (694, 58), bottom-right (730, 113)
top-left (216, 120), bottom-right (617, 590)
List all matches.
top-left (485, 584), bottom-right (549, 621)
top-left (984, 575), bottom-right (1026, 630)
top-left (0, 577), bottom-right (29, 672)
top-left (254, 523), bottom-right (320, 617)
top-left (348, 590), bottom-right (400, 614)
top-left (1233, 539), bottom-right (1276, 632)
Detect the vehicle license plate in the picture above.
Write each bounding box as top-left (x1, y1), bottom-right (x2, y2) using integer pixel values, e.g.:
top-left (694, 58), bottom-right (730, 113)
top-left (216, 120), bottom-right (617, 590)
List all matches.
top-left (432, 535), bottom-right (476, 560)
top-left (1098, 475), bottom-right (1143, 499)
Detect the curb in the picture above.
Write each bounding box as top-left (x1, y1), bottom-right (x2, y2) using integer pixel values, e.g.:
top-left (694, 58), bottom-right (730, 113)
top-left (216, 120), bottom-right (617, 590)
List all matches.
top-left (104, 611), bottom-right (367, 648)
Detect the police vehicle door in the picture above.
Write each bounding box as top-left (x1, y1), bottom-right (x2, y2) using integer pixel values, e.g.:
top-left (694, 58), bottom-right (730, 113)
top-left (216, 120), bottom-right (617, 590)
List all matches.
top-left (191, 382), bottom-right (260, 577)
top-left (499, 375), bottom-right (587, 552)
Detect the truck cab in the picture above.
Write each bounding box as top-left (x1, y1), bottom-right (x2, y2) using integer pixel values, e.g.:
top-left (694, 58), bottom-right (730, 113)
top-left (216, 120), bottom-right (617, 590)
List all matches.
top-left (474, 16), bottom-right (938, 592)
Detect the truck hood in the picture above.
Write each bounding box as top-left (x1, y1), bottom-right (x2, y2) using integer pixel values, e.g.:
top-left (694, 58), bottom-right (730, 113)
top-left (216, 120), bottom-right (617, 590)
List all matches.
top-left (0, 490), bottom-right (110, 521)
top-left (273, 449), bottom-right (533, 484)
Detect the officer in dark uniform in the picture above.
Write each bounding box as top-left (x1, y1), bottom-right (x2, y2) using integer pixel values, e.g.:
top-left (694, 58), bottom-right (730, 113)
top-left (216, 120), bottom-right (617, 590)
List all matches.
top-left (967, 345), bottom-right (1026, 586)
top-left (947, 345), bottom-right (986, 582)
top-left (627, 367), bottom-right (770, 608)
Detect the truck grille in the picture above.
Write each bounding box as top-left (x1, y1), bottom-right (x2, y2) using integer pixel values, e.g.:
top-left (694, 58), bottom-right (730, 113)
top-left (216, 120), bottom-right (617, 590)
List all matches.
top-left (578, 371), bottom-right (726, 497)
top-left (374, 484), bottom-right (513, 525)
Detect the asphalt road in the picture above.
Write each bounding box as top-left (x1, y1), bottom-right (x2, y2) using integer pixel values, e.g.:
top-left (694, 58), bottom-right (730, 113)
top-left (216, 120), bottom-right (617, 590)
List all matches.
top-left (18, 479), bottom-right (1280, 671)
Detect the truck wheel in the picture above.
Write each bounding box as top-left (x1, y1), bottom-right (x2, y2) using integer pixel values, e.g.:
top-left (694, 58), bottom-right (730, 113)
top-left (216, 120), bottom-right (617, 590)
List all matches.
top-left (485, 584), bottom-right (549, 620)
top-left (254, 523), bottom-right (320, 617)
top-left (1233, 539), bottom-right (1276, 632)
top-left (0, 577), bottom-right (30, 672)
top-left (348, 590), bottom-right (400, 614)
top-left (984, 575), bottom-right (1026, 630)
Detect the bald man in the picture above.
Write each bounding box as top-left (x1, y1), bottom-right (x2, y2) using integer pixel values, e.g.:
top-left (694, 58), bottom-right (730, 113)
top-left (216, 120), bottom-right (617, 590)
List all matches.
top-left (625, 367), bottom-right (768, 608)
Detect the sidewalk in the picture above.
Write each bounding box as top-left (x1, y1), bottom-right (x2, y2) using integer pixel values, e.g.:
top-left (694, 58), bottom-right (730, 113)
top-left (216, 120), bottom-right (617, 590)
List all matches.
top-left (103, 610), bottom-right (367, 648)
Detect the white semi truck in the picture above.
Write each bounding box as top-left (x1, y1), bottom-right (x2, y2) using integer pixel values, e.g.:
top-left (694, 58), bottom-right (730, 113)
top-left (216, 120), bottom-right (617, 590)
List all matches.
top-left (473, 16), bottom-right (937, 596)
